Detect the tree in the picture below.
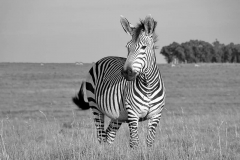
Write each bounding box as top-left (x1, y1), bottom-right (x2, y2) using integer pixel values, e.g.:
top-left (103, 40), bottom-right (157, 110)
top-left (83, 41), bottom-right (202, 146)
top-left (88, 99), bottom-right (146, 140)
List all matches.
top-left (234, 44), bottom-right (240, 62)
top-left (174, 46), bottom-right (186, 63)
top-left (160, 40), bottom-right (240, 63)
top-left (223, 43), bottom-right (234, 62)
top-left (212, 39), bottom-right (224, 62)
top-left (160, 46), bottom-right (173, 63)
top-left (200, 41), bottom-right (214, 62)
top-left (160, 42), bottom-right (181, 63)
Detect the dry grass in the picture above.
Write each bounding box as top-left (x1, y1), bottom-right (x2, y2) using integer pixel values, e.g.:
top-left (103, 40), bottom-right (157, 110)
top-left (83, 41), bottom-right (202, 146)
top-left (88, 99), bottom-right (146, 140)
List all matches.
top-left (0, 62), bottom-right (240, 159)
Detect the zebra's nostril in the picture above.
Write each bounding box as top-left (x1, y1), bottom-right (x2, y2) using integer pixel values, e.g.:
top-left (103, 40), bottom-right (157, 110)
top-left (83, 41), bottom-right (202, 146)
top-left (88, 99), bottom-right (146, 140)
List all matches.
top-left (121, 69), bottom-right (126, 76)
top-left (128, 69), bottom-right (132, 75)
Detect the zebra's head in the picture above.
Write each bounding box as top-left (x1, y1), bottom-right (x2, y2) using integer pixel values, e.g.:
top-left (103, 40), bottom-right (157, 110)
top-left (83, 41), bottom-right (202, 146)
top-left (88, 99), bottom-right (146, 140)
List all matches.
top-left (120, 15), bottom-right (157, 81)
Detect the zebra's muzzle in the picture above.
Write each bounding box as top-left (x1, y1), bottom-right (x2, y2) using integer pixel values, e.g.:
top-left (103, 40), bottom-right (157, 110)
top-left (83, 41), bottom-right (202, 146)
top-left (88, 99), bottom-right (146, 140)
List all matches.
top-left (121, 67), bottom-right (137, 81)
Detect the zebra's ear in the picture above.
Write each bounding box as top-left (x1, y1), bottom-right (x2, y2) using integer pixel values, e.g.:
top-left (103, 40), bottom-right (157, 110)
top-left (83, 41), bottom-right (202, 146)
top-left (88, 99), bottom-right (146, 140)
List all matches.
top-left (144, 14), bottom-right (156, 36)
top-left (120, 15), bottom-right (134, 36)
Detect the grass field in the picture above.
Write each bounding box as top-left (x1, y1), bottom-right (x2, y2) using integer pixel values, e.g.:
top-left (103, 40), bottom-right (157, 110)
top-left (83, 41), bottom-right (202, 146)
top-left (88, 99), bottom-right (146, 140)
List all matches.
top-left (0, 62), bottom-right (240, 160)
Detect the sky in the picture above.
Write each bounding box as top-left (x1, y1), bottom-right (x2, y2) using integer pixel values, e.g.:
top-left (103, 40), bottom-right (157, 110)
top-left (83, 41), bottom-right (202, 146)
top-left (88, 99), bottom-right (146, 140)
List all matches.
top-left (1, 0), bottom-right (240, 63)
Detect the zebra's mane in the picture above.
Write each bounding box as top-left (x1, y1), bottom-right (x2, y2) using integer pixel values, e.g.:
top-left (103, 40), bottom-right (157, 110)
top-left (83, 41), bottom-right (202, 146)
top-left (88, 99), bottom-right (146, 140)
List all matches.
top-left (133, 19), bottom-right (158, 49)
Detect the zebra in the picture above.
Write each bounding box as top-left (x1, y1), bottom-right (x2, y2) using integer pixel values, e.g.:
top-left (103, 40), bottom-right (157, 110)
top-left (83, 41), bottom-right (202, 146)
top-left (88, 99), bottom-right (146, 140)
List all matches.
top-left (72, 15), bottom-right (165, 148)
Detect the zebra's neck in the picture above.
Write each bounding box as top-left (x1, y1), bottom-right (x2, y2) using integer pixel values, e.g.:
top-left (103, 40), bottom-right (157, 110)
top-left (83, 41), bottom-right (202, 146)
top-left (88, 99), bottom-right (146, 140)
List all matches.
top-left (138, 53), bottom-right (160, 91)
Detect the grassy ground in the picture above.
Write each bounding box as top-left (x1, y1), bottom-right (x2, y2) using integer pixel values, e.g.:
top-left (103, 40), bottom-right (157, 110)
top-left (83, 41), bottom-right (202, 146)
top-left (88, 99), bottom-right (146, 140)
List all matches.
top-left (0, 63), bottom-right (240, 159)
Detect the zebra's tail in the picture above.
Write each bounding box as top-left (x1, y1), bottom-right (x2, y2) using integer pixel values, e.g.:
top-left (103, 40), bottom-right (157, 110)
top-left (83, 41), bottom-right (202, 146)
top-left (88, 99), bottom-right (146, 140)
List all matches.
top-left (72, 81), bottom-right (90, 110)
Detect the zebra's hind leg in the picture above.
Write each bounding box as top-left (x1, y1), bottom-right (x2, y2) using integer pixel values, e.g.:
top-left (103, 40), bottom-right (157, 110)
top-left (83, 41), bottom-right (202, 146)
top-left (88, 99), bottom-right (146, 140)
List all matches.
top-left (146, 113), bottom-right (161, 147)
top-left (93, 110), bottom-right (106, 143)
top-left (106, 120), bottom-right (122, 144)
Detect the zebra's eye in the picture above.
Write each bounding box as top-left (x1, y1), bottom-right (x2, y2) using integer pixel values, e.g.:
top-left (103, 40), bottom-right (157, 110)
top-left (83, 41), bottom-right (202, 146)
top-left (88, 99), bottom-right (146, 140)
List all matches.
top-left (141, 46), bottom-right (147, 50)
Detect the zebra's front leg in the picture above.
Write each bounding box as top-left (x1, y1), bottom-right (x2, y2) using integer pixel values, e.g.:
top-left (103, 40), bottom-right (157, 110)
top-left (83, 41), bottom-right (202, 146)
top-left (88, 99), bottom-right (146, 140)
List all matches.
top-left (106, 120), bottom-right (122, 144)
top-left (127, 109), bottom-right (140, 148)
top-left (146, 113), bottom-right (161, 147)
top-left (93, 111), bottom-right (106, 143)
top-left (128, 118), bottom-right (139, 148)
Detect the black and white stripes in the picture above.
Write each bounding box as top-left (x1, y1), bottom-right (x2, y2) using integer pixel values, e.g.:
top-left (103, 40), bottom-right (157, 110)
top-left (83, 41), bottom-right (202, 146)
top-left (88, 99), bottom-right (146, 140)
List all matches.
top-left (72, 15), bottom-right (165, 148)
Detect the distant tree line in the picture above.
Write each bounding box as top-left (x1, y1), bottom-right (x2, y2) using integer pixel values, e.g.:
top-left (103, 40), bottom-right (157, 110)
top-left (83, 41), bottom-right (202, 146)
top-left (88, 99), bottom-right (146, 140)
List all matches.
top-left (160, 40), bottom-right (240, 63)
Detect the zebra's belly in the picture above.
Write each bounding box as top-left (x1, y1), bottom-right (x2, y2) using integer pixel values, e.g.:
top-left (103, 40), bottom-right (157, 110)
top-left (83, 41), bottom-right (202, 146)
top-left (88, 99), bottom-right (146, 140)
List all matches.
top-left (104, 107), bottom-right (128, 122)
top-left (96, 94), bottom-right (128, 122)
top-left (95, 88), bottom-right (151, 121)
top-left (98, 103), bottom-right (128, 122)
